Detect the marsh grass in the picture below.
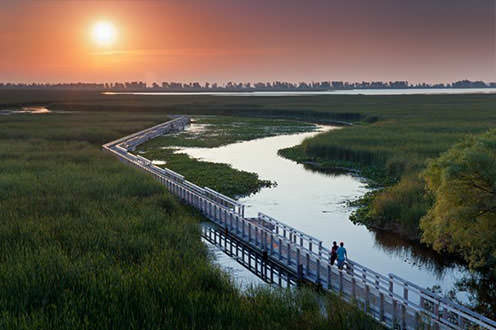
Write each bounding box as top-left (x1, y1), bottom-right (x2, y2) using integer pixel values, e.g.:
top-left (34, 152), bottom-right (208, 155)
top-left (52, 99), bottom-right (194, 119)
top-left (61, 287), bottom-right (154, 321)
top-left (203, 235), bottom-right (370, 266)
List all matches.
top-left (277, 95), bottom-right (496, 240)
top-left (142, 147), bottom-right (273, 198)
top-left (138, 116), bottom-right (315, 198)
top-left (3, 91), bottom-right (496, 244)
top-left (0, 111), bottom-right (381, 329)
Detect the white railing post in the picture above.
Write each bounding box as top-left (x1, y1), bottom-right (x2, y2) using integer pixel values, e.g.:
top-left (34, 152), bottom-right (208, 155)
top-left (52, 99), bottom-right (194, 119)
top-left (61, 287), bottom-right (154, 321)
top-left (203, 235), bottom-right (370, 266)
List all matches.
top-left (305, 252), bottom-right (310, 275)
top-left (287, 242), bottom-right (291, 265)
top-left (316, 259), bottom-right (320, 284)
top-left (270, 233), bottom-right (274, 255)
top-left (104, 117), bottom-right (496, 330)
top-left (327, 264), bottom-right (332, 290)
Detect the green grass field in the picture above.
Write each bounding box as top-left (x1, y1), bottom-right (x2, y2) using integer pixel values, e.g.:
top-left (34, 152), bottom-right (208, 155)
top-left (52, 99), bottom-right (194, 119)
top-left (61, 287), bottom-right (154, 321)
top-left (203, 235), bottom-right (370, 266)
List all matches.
top-left (2, 89), bottom-right (495, 290)
top-left (0, 109), bottom-right (381, 329)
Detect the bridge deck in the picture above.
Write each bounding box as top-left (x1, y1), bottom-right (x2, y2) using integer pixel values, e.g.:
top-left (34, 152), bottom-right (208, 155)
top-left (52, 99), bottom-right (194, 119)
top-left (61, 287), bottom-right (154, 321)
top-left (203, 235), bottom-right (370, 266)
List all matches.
top-left (103, 116), bottom-right (496, 330)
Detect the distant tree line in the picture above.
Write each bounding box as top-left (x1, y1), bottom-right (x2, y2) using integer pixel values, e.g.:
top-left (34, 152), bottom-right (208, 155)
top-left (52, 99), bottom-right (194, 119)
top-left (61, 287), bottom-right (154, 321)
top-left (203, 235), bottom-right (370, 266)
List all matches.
top-left (0, 79), bottom-right (494, 91)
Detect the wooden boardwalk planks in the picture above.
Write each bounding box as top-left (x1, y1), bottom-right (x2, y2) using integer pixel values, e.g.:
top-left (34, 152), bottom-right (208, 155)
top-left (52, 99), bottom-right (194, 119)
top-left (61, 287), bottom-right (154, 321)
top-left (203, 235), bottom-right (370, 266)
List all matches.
top-left (103, 116), bottom-right (496, 330)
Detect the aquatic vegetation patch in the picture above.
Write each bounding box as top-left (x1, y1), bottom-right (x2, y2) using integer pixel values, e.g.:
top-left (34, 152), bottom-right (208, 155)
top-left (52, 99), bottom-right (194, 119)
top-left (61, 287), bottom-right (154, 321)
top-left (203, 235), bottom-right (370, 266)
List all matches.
top-left (141, 116), bottom-right (316, 149)
top-left (0, 111), bottom-right (381, 329)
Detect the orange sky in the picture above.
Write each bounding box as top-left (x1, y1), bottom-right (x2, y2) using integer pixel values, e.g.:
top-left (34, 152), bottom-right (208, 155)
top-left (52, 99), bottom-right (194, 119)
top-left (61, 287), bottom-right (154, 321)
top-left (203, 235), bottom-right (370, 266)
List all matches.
top-left (1, 0), bottom-right (495, 83)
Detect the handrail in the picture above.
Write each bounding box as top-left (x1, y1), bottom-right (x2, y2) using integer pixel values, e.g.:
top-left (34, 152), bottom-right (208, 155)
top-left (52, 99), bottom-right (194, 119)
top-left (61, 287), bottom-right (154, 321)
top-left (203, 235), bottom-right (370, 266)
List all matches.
top-left (102, 116), bottom-right (496, 330)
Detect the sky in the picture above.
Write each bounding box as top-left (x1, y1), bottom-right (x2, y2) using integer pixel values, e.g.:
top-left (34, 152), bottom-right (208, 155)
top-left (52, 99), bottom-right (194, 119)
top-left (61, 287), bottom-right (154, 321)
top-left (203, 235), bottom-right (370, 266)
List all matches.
top-left (0, 0), bottom-right (494, 84)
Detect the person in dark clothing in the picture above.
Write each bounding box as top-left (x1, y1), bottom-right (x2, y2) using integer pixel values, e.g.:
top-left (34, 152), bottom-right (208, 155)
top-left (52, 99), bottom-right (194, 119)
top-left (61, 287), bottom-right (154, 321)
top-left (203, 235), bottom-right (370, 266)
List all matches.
top-left (330, 241), bottom-right (338, 265)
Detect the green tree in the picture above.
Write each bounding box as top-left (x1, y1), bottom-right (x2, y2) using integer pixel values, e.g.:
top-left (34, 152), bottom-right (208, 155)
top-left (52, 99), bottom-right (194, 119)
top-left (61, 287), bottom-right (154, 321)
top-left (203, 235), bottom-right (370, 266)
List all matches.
top-left (421, 129), bottom-right (496, 273)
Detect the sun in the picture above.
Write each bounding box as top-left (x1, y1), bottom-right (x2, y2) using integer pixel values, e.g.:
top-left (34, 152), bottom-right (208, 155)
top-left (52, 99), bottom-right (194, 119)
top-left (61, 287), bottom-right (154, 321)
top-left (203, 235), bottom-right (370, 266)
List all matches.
top-left (92, 21), bottom-right (117, 46)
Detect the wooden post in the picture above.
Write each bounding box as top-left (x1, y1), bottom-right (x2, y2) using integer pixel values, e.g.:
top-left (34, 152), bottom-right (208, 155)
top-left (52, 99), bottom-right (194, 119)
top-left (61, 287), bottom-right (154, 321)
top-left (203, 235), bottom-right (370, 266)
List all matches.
top-left (363, 271), bottom-right (369, 310)
top-left (389, 275), bottom-right (395, 326)
top-left (295, 248), bottom-right (303, 285)
top-left (402, 283), bottom-right (408, 328)
top-left (401, 303), bottom-right (406, 330)
top-left (270, 234), bottom-right (274, 255)
top-left (278, 268), bottom-right (282, 287)
top-left (388, 274), bottom-right (393, 295)
top-left (316, 259), bottom-right (321, 284)
top-left (254, 255), bottom-right (258, 276)
top-left (327, 265), bottom-right (332, 290)
top-left (296, 248), bottom-right (301, 270)
top-left (434, 301), bottom-right (440, 330)
top-left (392, 300), bottom-right (397, 328)
top-left (365, 285), bottom-right (370, 312)
top-left (352, 277), bottom-right (356, 299)
top-left (318, 241), bottom-right (322, 256)
top-left (305, 252), bottom-right (310, 275)
top-left (263, 257), bottom-right (267, 280)
top-left (457, 314), bottom-right (465, 329)
top-left (248, 223), bottom-right (252, 242)
top-left (379, 293), bottom-right (385, 322)
top-left (287, 242), bottom-right (291, 265)
top-left (278, 238), bottom-right (282, 260)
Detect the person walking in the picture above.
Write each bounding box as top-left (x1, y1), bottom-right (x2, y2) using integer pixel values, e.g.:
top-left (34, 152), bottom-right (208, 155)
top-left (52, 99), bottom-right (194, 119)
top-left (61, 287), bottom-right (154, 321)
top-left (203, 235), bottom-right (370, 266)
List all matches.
top-left (330, 241), bottom-right (338, 266)
top-left (336, 242), bottom-right (347, 270)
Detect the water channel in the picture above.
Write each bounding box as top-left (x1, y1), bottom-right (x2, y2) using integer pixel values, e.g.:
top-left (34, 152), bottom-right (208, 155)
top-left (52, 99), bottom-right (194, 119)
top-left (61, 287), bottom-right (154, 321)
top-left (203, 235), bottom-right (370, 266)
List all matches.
top-left (169, 123), bottom-right (477, 303)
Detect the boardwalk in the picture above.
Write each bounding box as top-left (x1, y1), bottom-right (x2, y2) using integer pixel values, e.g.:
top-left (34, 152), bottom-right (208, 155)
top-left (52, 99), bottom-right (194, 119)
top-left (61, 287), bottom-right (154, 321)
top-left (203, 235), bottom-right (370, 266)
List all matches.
top-left (103, 116), bottom-right (496, 330)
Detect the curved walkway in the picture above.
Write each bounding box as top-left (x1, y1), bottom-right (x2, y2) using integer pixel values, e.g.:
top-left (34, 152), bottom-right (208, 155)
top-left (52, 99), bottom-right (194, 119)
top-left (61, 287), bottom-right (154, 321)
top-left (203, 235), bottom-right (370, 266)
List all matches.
top-left (103, 116), bottom-right (496, 330)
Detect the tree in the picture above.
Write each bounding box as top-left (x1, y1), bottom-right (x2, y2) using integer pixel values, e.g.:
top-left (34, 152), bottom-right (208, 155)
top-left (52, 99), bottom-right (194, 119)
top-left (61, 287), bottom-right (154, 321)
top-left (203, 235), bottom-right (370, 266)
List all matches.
top-left (421, 129), bottom-right (496, 273)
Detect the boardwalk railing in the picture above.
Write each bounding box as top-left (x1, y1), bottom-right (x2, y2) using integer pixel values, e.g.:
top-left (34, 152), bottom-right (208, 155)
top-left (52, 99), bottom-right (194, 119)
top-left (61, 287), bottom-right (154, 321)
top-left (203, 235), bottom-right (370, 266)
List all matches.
top-left (103, 116), bottom-right (496, 330)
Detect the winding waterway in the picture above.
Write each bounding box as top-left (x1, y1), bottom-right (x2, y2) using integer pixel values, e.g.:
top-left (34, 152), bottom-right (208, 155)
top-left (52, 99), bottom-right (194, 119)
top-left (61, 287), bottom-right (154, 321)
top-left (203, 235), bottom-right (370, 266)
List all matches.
top-left (173, 124), bottom-right (477, 302)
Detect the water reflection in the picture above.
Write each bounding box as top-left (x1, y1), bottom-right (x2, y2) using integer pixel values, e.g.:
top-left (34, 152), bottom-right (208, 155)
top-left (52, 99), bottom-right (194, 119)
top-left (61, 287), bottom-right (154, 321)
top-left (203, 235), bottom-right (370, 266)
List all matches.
top-left (371, 229), bottom-right (462, 278)
top-left (174, 123), bottom-right (481, 306)
top-left (0, 106), bottom-right (51, 115)
top-left (456, 272), bottom-right (496, 319)
top-left (301, 162), bottom-right (361, 177)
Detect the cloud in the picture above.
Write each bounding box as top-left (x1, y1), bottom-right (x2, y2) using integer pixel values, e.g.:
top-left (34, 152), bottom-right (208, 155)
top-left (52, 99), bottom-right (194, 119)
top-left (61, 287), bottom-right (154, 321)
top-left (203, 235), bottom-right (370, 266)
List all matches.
top-left (90, 48), bottom-right (283, 57)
